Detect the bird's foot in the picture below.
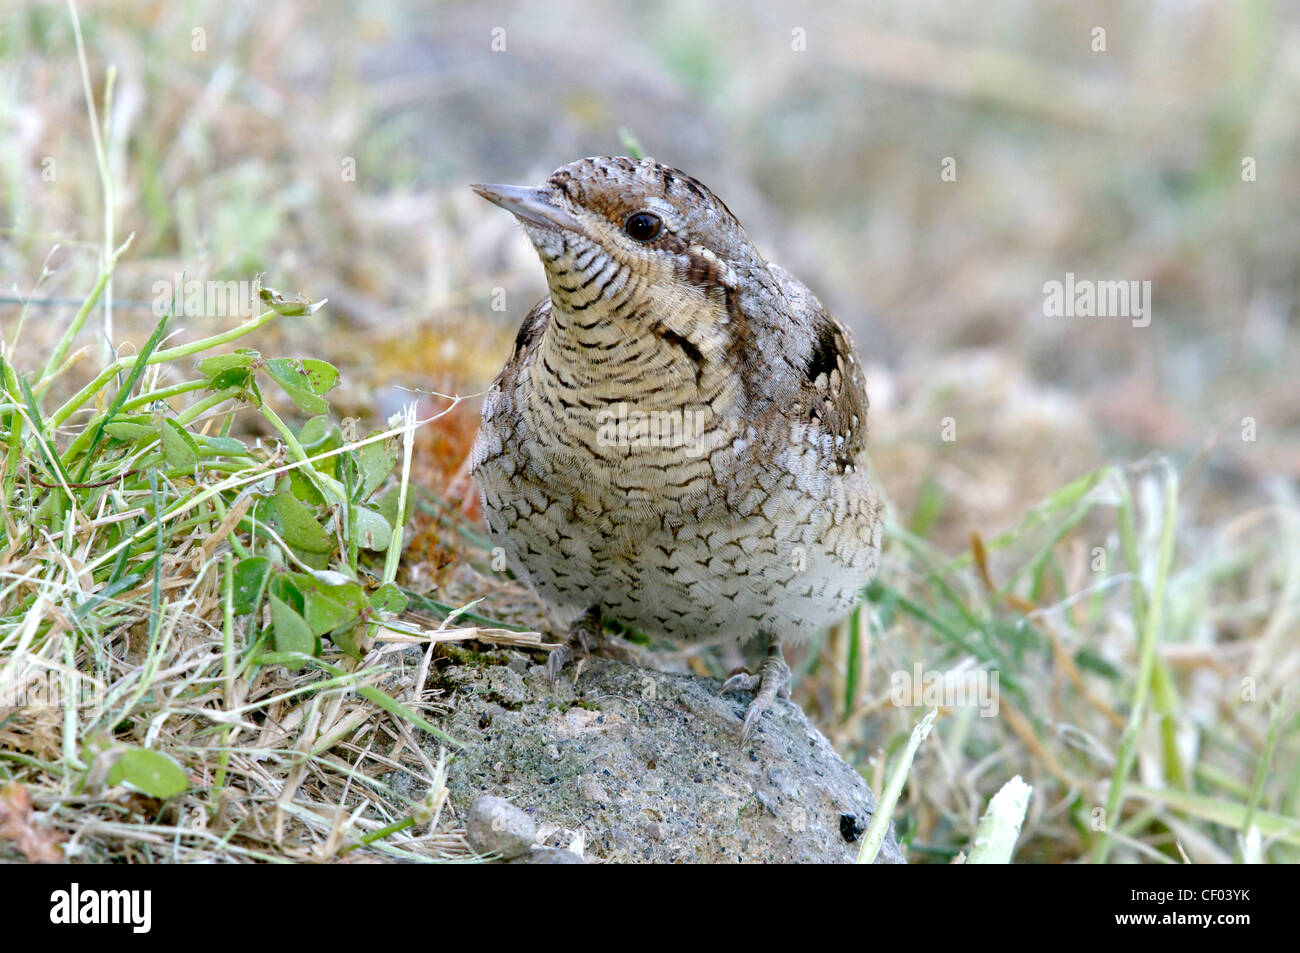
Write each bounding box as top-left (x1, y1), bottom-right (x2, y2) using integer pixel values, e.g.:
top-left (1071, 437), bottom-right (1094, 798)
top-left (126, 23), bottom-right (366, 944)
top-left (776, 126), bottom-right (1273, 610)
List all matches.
top-left (719, 641), bottom-right (791, 745)
top-left (546, 607), bottom-right (644, 682)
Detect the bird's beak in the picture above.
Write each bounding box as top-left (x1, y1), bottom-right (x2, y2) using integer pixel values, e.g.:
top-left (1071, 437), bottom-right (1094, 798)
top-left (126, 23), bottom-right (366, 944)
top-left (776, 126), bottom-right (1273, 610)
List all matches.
top-left (470, 183), bottom-right (582, 233)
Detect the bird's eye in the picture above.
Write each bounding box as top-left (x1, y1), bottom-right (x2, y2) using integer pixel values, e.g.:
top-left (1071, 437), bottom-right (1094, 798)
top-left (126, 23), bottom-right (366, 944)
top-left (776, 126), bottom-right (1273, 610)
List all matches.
top-left (623, 211), bottom-right (662, 242)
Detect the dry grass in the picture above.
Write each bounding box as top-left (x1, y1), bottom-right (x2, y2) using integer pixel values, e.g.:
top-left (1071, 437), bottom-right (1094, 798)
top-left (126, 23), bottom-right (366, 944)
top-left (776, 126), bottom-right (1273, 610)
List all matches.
top-left (0, 282), bottom-right (545, 861)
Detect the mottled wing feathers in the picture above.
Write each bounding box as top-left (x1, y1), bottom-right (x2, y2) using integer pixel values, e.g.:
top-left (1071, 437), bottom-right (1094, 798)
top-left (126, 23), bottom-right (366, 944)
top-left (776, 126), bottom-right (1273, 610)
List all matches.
top-left (759, 264), bottom-right (870, 476)
top-left (802, 309), bottom-right (869, 474)
top-left (470, 296), bottom-right (550, 480)
top-left (489, 296), bottom-right (550, 402)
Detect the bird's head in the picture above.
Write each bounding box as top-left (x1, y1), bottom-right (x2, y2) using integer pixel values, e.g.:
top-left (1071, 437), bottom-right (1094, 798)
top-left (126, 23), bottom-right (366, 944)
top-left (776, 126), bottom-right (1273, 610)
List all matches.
top-left (472, 156), bottom-right (760, 320)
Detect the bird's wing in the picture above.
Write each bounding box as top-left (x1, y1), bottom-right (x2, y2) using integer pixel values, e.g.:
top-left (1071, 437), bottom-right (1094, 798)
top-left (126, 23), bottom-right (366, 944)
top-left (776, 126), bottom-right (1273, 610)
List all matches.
top-left (801, 308), bottom-right (871, 474)
top-left (490, 295), bottom-right (551, 397)
top-left (766, 265), bottom-right (871, 475)
top-left (470, 296), bottom-right (551, 475)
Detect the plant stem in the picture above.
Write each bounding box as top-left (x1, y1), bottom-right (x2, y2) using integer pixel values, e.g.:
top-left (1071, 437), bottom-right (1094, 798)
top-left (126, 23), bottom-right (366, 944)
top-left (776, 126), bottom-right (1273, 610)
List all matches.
top-left (37, 236), bottom-right (134, 393)
top-left (259, 401), bottom-right (346, 503)
top-left (858, 707), bottom-right (935, 863)
top-left (48, 307), bottom-right (280, 430)
top-left (68, 0), bottom-right (117, 364)
top-left (1094, 465), bottom-right (1178, 863)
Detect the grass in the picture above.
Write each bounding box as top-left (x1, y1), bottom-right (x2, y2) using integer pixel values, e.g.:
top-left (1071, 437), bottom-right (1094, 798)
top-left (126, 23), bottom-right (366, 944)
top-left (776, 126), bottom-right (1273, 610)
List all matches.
top-left (0, 27), bottom-right (533, 855)
top-left (827, 458), bottom-right (1300, 862)
top-left (0, 255), bottom-right (552, 859)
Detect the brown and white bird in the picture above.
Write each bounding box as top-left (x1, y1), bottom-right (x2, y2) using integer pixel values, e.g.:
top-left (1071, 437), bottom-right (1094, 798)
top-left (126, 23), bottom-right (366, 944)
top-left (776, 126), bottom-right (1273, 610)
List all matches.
top-left (469, 156), bottom-right (883, 742)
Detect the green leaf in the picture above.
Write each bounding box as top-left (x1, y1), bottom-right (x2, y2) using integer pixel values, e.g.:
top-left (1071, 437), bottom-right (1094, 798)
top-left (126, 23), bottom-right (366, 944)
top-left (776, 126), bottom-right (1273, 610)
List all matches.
top-left (73, 312), bottom-right (169, 482)
top-left (103, 421), bottom-right (155, 441)
top-left (376, 486), bottom-right (414, 530)
top-left (288, 469), bottom-right (325, 506)
top-left (205, 366), bottom-right (253, 391)
top-left (269, 592), bottom-right (317, 657)
top-left (983, 467), bottom-right (1104, 553)
top-left (298, 417), bottom-right (341, 479)
top-left (295, 571), bottom-right (369, 627)
top-left (160, 418), bottom-right (200, 469)
top-left (357, 434), bottom-right (398, 499)
top-left (264, 358), bottom-right (340, 415)
top-left (268, 572), bottom-right (304, 611)
top-left (196, 350), bottom-right (258, 378)
top-left (299, 415), bottom-right (332, 449)
top-left (240, 378), bottom-right (264, 408)
top-left (194, 434), bottom-right (249, 456)
top-left (263, 484), bottom-right (334, 554)
top-left (967, 776), bottom-right (1032, 864)
top-left (107, 748), bottom-right (189, 798)
top-left (258, 287), bottom-right (325, 316)
top-left (357, 683), bottom-right (457, 745)
top-left (298, 359), bottom-right (340, 395)
top-left (74, 573), bottom-right (144, 619)
top-left (1126, 785), bottom-right (1300, 848)
top-left (300, 581), bottom-right (365, 636)
top-left (264, 359), bottom-right (328, 414)
top-left (329, 623), bottom-right (363, 660)
top-left (231, 556), bottom-right (272, 615)
top-left (400, 587), bottom-right (529, 632)
top-left (369, 582), bottom-right (408, 615)
top-left (353, 506), bottom-right (392, 551)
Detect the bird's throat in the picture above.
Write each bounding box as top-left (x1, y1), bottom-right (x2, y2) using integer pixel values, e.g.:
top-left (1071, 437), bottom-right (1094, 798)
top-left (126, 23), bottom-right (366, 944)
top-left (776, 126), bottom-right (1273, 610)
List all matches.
top-left (522, 287), bottom-right (742, 477)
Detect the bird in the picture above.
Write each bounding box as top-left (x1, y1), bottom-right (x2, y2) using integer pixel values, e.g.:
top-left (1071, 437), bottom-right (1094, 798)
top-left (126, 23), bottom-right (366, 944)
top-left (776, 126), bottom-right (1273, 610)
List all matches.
top-left (468, 156), bottom-right (884, 743)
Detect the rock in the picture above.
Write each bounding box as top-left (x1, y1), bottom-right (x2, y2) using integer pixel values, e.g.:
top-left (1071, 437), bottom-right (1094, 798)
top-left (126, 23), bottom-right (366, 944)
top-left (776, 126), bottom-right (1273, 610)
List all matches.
top-left (578, 775), bottom-right (610, 803)
top-left (426, 654), bottom-right (904, 864)
top-left (463, 795), bottom-right (537, 859)
top-left (507, 846), bottom-right (587, 864)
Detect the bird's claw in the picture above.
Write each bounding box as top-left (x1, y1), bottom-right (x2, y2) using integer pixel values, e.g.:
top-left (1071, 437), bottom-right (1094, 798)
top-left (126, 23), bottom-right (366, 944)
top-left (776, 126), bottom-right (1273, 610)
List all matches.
top-left (719, 643), bottom-right (791, 745)
top-left (719, 670), bottom-right (762, 695)
top-left (546, 607), bottom-right (645, 683)
top-left (545, 642), bottom-right (575, 683)
top-left (546, 607), bottom-right (600, 684)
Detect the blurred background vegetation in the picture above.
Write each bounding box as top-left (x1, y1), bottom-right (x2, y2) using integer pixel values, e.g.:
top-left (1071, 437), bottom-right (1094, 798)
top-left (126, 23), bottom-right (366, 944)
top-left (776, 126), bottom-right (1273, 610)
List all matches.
top-left (2, 0), bottom-right (1298, 862)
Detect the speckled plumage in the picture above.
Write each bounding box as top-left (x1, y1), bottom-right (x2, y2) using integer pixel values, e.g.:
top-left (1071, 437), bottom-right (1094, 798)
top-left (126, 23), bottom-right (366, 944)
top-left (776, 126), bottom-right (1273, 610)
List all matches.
top-left (469, 156), bottom-right (884, 740)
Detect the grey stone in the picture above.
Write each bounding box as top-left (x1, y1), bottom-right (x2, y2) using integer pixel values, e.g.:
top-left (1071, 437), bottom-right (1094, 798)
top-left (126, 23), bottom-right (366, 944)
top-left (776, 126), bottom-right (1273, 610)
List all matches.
top-left (433, 655), bottom-right (905, 864)
top-left (463, 795), bottom-right (537, 859)
top-left (578, 775), bottom-right (610, 803)
top-left (507, 846), bottom-right (587, 864)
